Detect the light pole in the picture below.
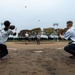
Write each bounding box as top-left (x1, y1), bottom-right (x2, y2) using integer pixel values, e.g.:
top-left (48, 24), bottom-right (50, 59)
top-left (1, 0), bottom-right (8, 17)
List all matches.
top-left (53, 23), bottom-right (58, 29)
top-left (53, 23), bottom-right (59, 41)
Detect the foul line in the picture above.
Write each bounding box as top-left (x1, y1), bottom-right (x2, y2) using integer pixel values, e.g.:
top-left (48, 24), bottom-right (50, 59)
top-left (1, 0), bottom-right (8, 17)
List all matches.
top-left (57, 47), bottom-right (64, 50)
top-left (34, 51), bottom-right (43, 53)
top-left (8, 48), bottom-right (17, 50)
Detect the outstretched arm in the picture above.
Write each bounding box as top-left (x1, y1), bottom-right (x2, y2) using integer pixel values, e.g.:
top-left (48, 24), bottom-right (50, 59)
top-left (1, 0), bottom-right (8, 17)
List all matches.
top-left (13, 28), bottom-right (17, 36)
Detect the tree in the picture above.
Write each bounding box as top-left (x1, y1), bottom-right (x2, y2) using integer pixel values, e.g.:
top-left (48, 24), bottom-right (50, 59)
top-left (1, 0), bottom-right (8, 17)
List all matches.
top-left (31, 28), bottom-right (41, 36)
top-left (18, 28), bottom-right (41, 37)
top-left (18, 30), bottom-right (31, 37)
top-left (43, 28), bottom-right (54, 36)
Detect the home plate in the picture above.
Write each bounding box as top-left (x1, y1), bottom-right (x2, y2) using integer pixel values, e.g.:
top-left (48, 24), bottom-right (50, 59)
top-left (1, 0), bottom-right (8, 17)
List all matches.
top-left (8, 48), bottom-right (17, 50)
top-left (34, 51), bottom-right (43, 53)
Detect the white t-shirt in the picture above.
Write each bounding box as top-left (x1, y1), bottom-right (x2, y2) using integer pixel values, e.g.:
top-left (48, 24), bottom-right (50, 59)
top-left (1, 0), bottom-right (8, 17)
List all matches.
top-left (25, 33), bottom-right (29, 37)
top-left (64, 27), bottom-right (75, 44)
top-left (0, 29), bottom-right (13, 44)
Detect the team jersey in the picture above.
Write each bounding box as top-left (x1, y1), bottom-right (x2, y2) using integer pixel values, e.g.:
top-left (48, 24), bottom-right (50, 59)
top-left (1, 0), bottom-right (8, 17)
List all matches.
top-left (0, 29), bottom-right (13, 44)
top-left (64, 27), bottom-right (75, 44)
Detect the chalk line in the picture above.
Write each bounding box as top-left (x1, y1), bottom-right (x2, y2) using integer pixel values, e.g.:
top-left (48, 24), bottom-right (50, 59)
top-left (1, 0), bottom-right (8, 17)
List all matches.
top-left (57, 47), bottom-right (64, 50)
top-left (34, 51), bottom-right (43, 53)
top-left (8, 48), bottom-right (17, 50)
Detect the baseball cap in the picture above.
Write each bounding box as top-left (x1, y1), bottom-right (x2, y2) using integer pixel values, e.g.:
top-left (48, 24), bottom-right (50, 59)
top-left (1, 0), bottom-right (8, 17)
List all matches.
top-left (4, 20), bottom-right (11, 27)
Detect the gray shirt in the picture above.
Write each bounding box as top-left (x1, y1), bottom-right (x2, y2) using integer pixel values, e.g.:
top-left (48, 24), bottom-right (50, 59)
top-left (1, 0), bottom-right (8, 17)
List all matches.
top-left (37, 34), bottom-right (41, 39)
top-left (64, 27), bottom-right (75, 44)
top-left (0, 29), bottom-right (13, 44)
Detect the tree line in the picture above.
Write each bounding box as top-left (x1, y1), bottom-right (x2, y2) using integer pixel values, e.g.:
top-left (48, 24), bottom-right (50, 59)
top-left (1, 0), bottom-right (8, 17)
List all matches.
top-left (18, 27), bottom-right (68, 37)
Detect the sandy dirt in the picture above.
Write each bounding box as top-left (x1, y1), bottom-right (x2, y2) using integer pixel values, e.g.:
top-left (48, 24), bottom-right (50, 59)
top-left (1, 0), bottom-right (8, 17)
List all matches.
top-left (0, 41), bottom-right (75, 75)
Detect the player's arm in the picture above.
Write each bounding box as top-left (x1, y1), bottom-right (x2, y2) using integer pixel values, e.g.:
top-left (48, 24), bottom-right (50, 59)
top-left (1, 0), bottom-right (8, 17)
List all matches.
top-left (8, 28), bottom-right (17, 36)
top-left (13, 28), bottom-right (17, 36)
top-left (59, 34), bottom-right (64, 40)
top-left (9, 25), bottom-right (17, 36)
top-left (59, 31), bottom-right (72, 40)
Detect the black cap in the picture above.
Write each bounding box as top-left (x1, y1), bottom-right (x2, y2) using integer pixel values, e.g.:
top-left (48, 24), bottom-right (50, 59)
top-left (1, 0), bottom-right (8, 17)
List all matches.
top-left (4, 20), bottom-right (11, 27)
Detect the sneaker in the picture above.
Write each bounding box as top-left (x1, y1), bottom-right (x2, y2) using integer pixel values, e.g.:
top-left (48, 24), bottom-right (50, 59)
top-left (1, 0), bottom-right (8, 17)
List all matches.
top-left (69, 55), bottom-right (75, 59)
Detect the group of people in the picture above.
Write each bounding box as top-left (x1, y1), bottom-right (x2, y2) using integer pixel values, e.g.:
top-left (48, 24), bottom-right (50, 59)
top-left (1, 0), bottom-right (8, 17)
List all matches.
top-left (25, 31), bottom-right (41, 45)
top-left (0, 20), bottom-right (75, 63)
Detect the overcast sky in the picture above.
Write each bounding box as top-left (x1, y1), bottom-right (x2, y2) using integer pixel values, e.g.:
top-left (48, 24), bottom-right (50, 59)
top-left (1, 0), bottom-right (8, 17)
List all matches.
top-left (0, 0), bottom-right (75, 33)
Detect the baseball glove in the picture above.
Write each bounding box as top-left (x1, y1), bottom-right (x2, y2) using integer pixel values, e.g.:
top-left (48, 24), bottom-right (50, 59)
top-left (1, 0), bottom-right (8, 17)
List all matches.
top-left (10, 25), bottom-right (15, 30)
top-left (57, 29), bottom-right (64, 35)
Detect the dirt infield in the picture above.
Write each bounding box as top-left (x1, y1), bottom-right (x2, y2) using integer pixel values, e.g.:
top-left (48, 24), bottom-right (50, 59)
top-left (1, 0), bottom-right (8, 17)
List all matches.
top-left (0, 41), bottom-right (75, 75)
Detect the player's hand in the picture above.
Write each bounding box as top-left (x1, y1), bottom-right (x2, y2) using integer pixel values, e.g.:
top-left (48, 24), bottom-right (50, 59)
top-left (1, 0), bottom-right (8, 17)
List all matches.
top-left (10, 25), bottom-right (15, 30)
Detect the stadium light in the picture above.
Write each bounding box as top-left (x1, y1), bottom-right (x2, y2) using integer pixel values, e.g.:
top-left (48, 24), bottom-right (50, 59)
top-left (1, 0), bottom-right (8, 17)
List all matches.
top-left (53, 23), bottom-right (59, 41)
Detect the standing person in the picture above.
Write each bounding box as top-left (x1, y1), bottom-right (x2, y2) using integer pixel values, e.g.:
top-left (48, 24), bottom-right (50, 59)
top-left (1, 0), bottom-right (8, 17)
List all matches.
top-left (0, 20), bottom-right (17, 62)
top-left (58, 21), bottom-right (75, 58)
top-left (25, 31), bottom-right (29, 45)
top-left (37, 33), bottom-right (41, 45)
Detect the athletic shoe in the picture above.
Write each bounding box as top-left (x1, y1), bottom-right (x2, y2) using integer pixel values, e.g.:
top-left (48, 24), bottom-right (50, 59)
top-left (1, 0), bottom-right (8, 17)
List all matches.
top-left (69, 55), bottom-right (75, 59)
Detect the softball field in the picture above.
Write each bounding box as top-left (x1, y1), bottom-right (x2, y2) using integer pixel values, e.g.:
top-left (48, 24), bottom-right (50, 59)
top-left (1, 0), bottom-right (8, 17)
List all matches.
top-left (0, 41), bottom-right (75, 75)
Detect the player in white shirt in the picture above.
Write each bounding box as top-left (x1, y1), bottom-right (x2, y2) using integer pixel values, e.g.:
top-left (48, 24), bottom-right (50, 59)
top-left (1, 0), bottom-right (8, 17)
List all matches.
top-left (25, 32), bottom-right (29, 45)
top-left (59, 21), bottom-right (75, 58)
top-left (0, 20), bottom-right (16, 61)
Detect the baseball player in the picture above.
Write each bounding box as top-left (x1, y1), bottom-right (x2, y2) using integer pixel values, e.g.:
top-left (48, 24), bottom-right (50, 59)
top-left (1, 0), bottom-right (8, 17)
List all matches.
top-left (0, 20), bottom-right (16, 62)
top-left (58, 21), bottom-right (75, 58)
